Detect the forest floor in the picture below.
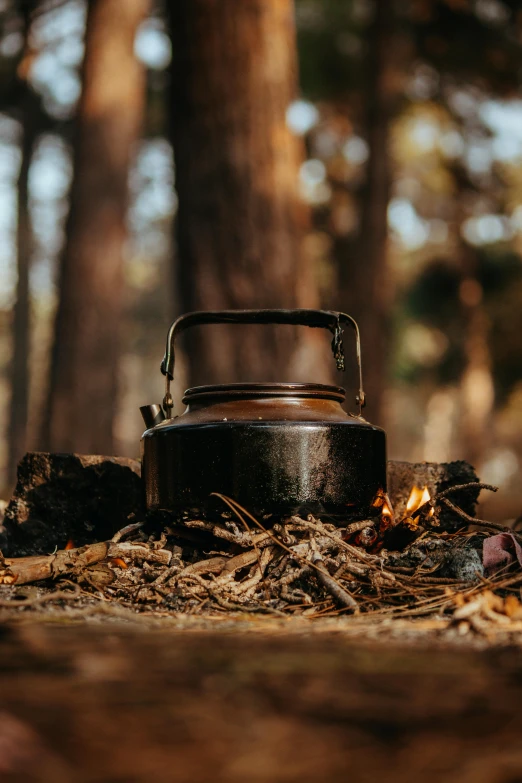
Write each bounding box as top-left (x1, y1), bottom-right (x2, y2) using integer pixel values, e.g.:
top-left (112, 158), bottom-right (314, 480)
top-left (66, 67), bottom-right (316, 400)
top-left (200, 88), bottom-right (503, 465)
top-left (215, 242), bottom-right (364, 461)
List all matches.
top-left (0, 609), bottom-right (522, 782)
top-left (2, 471), bottom-right (522, 781)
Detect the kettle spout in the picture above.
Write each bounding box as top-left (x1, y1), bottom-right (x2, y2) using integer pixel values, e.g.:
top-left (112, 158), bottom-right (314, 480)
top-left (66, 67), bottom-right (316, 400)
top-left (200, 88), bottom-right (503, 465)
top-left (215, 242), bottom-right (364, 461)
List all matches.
top-left (140, 404), bottom-right (166, 429)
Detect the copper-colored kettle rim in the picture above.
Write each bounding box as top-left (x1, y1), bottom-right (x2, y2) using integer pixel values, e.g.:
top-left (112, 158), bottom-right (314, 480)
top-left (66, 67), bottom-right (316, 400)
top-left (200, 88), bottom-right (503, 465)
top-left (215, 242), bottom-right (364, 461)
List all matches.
top-left (182, 382), bottom-right (346, 405)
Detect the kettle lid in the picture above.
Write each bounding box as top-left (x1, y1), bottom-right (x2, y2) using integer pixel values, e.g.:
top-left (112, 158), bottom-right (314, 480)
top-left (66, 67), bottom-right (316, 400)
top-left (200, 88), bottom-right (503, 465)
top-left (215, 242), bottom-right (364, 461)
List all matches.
top-left (182, 382), bottom-right (346, 405)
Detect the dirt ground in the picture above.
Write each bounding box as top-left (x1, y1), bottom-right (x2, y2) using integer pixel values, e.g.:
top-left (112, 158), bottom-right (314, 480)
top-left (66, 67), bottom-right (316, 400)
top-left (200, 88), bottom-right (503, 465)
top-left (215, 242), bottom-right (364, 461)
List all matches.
top-left (0, 615), bottom-right (521, 782)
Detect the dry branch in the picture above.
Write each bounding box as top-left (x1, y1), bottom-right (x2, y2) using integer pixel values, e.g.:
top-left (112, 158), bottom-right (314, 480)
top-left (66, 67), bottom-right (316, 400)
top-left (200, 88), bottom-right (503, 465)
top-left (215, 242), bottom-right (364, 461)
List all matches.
top-left (312, 551), bottom-right (358, 611)
top-left (1, 476), bottom-right (520, 639)
top-left (1, 541), bottom-right (172, 586)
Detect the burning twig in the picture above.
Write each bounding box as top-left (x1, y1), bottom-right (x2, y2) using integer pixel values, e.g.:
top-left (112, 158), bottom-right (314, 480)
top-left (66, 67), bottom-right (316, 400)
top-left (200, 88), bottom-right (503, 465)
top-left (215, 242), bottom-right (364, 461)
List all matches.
top-left (410, 482), bottom-right (498, 523)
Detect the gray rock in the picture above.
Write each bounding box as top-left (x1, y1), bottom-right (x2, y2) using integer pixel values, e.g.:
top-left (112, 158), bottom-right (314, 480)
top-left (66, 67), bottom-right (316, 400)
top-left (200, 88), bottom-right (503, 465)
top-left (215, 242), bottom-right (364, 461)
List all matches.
top-left (440, 547), bottom-right (484, 581)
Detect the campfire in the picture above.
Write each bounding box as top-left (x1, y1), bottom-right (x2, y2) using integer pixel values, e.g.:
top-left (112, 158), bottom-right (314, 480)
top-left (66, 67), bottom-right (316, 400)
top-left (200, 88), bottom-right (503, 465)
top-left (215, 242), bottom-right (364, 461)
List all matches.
top-left (0, 452), bottom-right (522, 639)
top-left (406, 486), bottom-right (432, 518)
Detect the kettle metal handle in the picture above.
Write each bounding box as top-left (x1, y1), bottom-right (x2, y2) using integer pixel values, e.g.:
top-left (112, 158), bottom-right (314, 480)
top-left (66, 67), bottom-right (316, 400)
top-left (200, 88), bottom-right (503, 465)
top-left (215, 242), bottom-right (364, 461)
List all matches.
top-left (160, 309), bottom-right (366, 417)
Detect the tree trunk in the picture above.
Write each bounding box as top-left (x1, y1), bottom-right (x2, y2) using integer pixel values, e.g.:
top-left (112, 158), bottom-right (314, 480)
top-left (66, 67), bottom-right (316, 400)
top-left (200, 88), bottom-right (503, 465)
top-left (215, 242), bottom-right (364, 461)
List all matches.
top-left (7, 10), bottom-right (37, 485)
top-left (41, 0), bottom-right (148, 454)
top-left (167, 0), bottom-right (325, 388)
top-left (8, 123), bottom-right (34, 485)
top-left (458, 246), bottom-right (494, 469)
top-left (449, 163), bottom-right (494, 469)
top-left (338, 0), bottom-right (392, 425)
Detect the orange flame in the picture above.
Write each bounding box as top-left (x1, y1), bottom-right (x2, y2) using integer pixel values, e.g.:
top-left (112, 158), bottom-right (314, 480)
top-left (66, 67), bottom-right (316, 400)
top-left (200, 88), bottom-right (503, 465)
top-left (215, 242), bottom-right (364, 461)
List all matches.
top-left (382, 497), bottom-right (394, 520)
top-left (109, 557), bottom-right (128, 569)
top-left (406, 486), bottom-right (433, 517)
top-left (379, 493), bottom-right (395, 531)
top-left (371, 489), bottom-right (394, 517)
top-left (365, 490), bottom-right (395, 542)
top-left (65, 539), bottom-right (75, 551)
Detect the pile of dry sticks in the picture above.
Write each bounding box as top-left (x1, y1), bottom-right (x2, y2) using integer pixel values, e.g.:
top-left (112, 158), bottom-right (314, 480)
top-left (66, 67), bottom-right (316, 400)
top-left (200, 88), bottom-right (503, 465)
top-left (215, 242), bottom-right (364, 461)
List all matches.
top-left (1, 481), bottom-right (522, 637)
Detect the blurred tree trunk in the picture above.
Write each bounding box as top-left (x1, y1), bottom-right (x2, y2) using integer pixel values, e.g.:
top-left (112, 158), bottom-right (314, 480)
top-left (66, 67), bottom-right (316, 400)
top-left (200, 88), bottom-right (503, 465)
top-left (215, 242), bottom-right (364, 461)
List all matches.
top-left (450, 163), bottom-right (494, 469)
top-left (8, 121), bottom-right (34, 483)
top-left (41, 0), bottom-right (148, 454)
top-left (458, 241), bottom-right (494, 469)
top-left (8, 9), bottom-right (37, 484)
top-left (167, 0), bottom-right (325, 387)
top-left (337, 0), bottom-right (392, 425)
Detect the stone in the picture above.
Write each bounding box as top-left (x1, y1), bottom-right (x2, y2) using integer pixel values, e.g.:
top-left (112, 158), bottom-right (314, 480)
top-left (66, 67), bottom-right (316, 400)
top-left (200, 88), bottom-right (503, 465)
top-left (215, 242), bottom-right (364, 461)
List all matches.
top-left (440, 546), bottom-right (484, 581)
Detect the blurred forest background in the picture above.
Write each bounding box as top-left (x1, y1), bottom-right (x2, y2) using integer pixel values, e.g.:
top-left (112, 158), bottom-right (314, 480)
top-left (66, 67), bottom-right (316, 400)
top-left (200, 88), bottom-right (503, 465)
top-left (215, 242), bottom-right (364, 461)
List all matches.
top-left (0, 0), bottom-right (522, 520)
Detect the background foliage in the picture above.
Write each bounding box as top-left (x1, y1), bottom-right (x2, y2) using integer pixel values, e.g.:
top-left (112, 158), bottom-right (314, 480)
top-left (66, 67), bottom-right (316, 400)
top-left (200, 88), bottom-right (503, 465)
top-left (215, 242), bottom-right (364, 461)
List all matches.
top-left (1, 0), bottom-right (522, 520)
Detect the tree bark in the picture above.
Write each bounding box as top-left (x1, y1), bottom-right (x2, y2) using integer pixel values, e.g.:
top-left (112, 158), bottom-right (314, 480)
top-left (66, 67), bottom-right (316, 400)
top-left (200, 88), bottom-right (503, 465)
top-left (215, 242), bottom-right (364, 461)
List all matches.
top-left (41, 0), bottom-right (148, 454)
top-left (167, 0), bottom-right (325, 387)
top-left (337, 0), bottom-right (393, 425)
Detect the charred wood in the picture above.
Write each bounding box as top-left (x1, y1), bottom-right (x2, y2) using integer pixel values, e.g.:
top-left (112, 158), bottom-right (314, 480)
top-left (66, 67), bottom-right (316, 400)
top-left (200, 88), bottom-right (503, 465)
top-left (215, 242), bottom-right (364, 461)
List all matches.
top-left (387, 459), bottom-right (480, 531)
top-left (3, 452), bottom-right (142, 556)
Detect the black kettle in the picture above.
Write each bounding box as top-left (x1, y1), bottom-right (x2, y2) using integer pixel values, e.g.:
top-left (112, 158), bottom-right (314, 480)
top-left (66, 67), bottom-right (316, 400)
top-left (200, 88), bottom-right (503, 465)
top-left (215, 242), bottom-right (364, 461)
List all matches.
top-left (140, 309), bottom-right (387, 523)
